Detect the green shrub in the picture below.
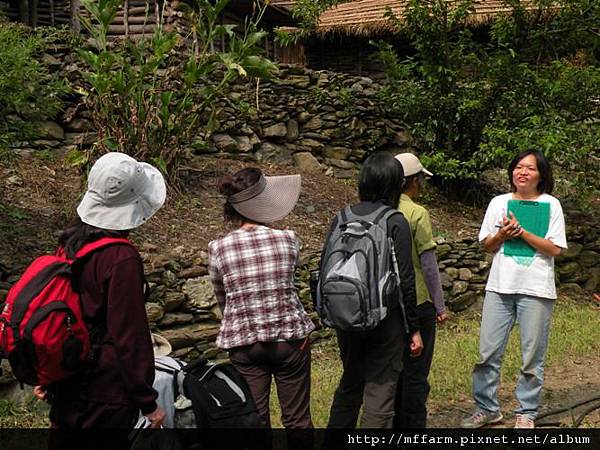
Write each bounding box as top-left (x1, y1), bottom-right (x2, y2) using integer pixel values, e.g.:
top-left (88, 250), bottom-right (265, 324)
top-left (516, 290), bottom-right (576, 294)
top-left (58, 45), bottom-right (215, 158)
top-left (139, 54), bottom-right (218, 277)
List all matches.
top-left (376, 0), bottom-right (600, 205)
top-left (0, 20), bottom-right (67, 153)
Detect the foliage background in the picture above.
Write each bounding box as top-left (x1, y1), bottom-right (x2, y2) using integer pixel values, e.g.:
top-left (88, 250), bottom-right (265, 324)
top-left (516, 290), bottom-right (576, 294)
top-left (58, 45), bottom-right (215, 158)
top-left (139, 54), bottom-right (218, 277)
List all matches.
top-left (75, 0), bottom-right (278, 184)
top-left (374, 0), bottom-right (599, 206)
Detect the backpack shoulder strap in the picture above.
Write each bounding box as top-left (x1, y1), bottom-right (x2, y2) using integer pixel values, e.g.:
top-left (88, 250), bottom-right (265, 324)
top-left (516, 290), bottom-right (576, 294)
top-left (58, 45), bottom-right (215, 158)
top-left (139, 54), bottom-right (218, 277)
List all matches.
top-left (373, 206), bottom-right (400, 227)
top-left (8, 258), bottom-right (72, 327)
top-left (348, 204), bottom-right (399, 229)
top-left (74, 237), bottom-right (133, 261)
top-left (339, 206), bottom-right (351, 225)
top-left (69, 237), bottom-right (135, 294)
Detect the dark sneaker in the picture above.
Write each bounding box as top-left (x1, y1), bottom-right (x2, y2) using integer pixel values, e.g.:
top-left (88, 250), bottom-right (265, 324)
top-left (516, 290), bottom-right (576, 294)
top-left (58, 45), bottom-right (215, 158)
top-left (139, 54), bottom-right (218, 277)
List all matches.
top-left (460, 409), bottom-right (503, 428)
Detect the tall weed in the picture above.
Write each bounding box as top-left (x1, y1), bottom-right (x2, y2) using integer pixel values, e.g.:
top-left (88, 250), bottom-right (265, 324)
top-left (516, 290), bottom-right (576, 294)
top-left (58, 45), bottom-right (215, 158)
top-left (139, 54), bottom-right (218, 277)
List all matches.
top-left (76, 0), bottom-right (278, 184)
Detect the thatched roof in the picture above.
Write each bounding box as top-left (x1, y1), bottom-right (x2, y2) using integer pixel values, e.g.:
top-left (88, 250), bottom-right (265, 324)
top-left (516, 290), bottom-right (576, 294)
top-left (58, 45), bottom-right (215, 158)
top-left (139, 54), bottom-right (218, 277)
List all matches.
top-left (317, 0), bottom-right (558, 36)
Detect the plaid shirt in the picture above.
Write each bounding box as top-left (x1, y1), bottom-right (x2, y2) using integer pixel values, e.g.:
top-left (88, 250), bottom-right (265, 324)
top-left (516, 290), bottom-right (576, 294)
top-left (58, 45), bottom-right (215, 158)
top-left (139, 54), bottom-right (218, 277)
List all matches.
top-left (208, 225), bottom-right (315, 349)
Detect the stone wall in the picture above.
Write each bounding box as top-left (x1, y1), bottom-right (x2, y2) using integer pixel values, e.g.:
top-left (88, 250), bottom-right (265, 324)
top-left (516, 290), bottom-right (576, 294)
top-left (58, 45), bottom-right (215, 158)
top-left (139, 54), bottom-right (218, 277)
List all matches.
top-left (432, 222), bottom-right (600, 313)
top-left (11, 48), bottom-right (403, 180)
top-left (555, 222), bottom-right (600, 294)
top-left (202, 66), bottom-right (401, 179)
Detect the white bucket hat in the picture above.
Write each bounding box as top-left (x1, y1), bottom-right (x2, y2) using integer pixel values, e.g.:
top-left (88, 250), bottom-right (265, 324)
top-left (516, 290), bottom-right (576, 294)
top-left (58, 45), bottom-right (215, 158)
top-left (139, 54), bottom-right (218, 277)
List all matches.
top-left (77, 152), bottom-right (166, 231)
top-left (227, 173), bottom-right (301, 223)
top-left (394, 153), bottom-right (434, 177)
top-left (151, 333), bottom-right (172, 357)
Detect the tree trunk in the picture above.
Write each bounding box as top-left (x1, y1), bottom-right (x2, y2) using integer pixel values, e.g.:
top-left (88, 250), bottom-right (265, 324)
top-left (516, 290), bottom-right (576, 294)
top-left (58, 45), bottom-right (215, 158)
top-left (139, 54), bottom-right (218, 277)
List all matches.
top-left (49, 0), bottom-right (55, 26)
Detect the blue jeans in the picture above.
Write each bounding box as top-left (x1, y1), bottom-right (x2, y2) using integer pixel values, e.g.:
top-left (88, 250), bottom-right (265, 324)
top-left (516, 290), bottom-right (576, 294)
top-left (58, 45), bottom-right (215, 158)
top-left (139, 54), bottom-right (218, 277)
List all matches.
top-left (472, 291), bottom-right (555, 418)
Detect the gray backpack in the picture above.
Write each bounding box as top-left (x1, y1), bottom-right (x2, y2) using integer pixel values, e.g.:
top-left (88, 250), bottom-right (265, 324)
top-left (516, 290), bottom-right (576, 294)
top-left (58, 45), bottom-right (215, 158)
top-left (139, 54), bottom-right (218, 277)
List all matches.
top-left (317, 205), bottom-right (408, 331)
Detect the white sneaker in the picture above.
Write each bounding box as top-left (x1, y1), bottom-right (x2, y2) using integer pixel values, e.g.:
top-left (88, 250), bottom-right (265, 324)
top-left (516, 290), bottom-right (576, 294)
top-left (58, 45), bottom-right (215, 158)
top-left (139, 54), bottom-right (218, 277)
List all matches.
top-left (514, 414), bottom-right (535, 428)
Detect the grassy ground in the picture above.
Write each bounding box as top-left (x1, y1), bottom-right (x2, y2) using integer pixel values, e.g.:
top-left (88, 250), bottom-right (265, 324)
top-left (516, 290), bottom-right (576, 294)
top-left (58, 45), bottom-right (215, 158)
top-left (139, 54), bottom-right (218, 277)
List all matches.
top-left (269, 295), bottom-right (600, 428)
top-left (0, 396), bottom-right (49, 428)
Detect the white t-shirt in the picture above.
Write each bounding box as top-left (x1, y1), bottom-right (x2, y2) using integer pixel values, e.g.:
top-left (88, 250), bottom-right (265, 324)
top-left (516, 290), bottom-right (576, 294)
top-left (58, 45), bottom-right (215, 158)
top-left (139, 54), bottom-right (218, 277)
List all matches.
top-left (479, 193), bottom-right (567, 299)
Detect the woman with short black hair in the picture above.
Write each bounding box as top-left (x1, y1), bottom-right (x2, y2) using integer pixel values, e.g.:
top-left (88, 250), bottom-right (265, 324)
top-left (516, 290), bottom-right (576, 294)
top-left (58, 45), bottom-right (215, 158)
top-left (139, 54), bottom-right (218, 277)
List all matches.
top-left (357, 151), bottom-right (405, 206)
top-left (507, 149), bottom-right (554, 194)
top-left (462, 150), bottom-right (566, 429)
top-left (325, 152), bottom-right (422, 429)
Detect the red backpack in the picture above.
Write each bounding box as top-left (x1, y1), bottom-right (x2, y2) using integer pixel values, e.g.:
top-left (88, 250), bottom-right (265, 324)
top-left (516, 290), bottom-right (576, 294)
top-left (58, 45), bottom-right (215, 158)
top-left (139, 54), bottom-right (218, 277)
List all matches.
top-left (0, 237), bottom-right (132, 387)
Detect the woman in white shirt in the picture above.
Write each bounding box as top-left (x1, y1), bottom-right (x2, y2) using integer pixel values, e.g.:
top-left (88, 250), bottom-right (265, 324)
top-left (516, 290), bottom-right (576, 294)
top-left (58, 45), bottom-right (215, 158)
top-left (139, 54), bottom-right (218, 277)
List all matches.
top-left (461, 150), bottom-right (567, 429)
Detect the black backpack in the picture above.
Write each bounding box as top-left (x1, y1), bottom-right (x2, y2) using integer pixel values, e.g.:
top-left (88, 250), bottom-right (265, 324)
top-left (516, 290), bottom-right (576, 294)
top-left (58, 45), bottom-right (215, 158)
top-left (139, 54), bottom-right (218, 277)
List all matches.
top-left (180, 358), bottom-right (262, 428)
top-left (174, 358), bottom-right (266, 450)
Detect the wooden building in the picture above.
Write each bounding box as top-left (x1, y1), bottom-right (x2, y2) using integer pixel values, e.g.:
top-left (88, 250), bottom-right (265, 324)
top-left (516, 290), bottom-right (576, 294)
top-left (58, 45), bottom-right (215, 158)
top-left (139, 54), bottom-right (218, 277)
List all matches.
top-left (0, 0), bottom-right (305, 64)
top-left (296, 0), bottom-right (558, 74)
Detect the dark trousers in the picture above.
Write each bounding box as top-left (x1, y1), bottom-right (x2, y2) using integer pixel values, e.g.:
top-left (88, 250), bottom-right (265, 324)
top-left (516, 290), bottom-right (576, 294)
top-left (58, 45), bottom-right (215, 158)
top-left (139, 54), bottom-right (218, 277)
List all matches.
top-left (327, 308), bottom-right (405, 429)
top-left (229, 339), bottom-right (313, 450)
top-left (394, 301), bottom-right (436, 428)
top-left (229, 338), bottom-right (313, 429)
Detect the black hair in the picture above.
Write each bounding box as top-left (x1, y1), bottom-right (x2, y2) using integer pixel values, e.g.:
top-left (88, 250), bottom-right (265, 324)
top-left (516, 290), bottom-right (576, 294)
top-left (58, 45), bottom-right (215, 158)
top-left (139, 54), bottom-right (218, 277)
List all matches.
top-left (508, 150), bottom-right (554, 194)
top-left (59, 218), bottom-right (128, 259)
top-left (217, 167), bottom-right (262, 224)
top-left (358, 153), bottom-right (405, 207)
top-left (401, 172), bottom-right (424, 193)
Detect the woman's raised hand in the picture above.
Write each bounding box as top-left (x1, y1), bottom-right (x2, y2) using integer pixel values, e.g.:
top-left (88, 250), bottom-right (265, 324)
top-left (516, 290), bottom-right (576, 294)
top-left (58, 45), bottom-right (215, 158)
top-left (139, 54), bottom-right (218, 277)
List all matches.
top-left (500, 212), bottom-right (524, 240)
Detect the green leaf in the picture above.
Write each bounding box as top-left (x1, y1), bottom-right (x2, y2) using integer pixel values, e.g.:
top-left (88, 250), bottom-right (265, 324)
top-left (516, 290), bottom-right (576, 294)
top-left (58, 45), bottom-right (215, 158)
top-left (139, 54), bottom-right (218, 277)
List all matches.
top-left (150, 156), bottom-right (168, 176)
top-left (240, 55), bottom-right (279, 78)
top-left (64, 148), bottom-right (89, 168)
top-left (245, 31), bottom-right (268, 48)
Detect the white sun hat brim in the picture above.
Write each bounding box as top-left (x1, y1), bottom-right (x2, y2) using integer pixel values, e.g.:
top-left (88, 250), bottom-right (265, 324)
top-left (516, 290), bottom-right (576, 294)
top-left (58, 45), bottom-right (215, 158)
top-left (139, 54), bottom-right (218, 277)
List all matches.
top-left (151, 333), bottom-right (172, 357)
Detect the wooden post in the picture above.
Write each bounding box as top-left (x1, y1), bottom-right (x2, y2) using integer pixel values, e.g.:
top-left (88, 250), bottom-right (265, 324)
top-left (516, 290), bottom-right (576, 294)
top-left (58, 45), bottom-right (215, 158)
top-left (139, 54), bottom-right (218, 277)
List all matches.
top-left (70, 0), bottom-right (81, 33)
top-left (49, 0), bottom-right (55, 26)
top-left (357, 40), bottom-right (363, 75)
top-left (29, 0), bottom-right (39, 27)
top-left (124, 0), bottom-right (129, 36)
top-left (18, 0), bottom-right (28, 24)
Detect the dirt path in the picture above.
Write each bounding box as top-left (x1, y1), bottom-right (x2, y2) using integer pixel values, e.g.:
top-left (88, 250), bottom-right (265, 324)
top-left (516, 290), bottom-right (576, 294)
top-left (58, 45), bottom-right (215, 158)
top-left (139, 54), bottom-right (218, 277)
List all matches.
top-left (429, 353), bottom-right (600, 428)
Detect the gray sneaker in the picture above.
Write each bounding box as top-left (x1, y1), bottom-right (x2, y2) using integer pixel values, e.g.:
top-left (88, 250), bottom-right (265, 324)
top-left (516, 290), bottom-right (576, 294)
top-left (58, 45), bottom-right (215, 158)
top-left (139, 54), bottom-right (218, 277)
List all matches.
top-left (460, 409), bottom-right (503, 428)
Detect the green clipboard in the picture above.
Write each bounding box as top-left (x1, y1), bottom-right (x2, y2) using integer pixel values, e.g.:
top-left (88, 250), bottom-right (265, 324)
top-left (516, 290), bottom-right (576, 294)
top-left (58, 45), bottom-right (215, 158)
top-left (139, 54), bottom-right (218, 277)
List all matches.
top-left (503, 200), bottom-right (550, 257)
